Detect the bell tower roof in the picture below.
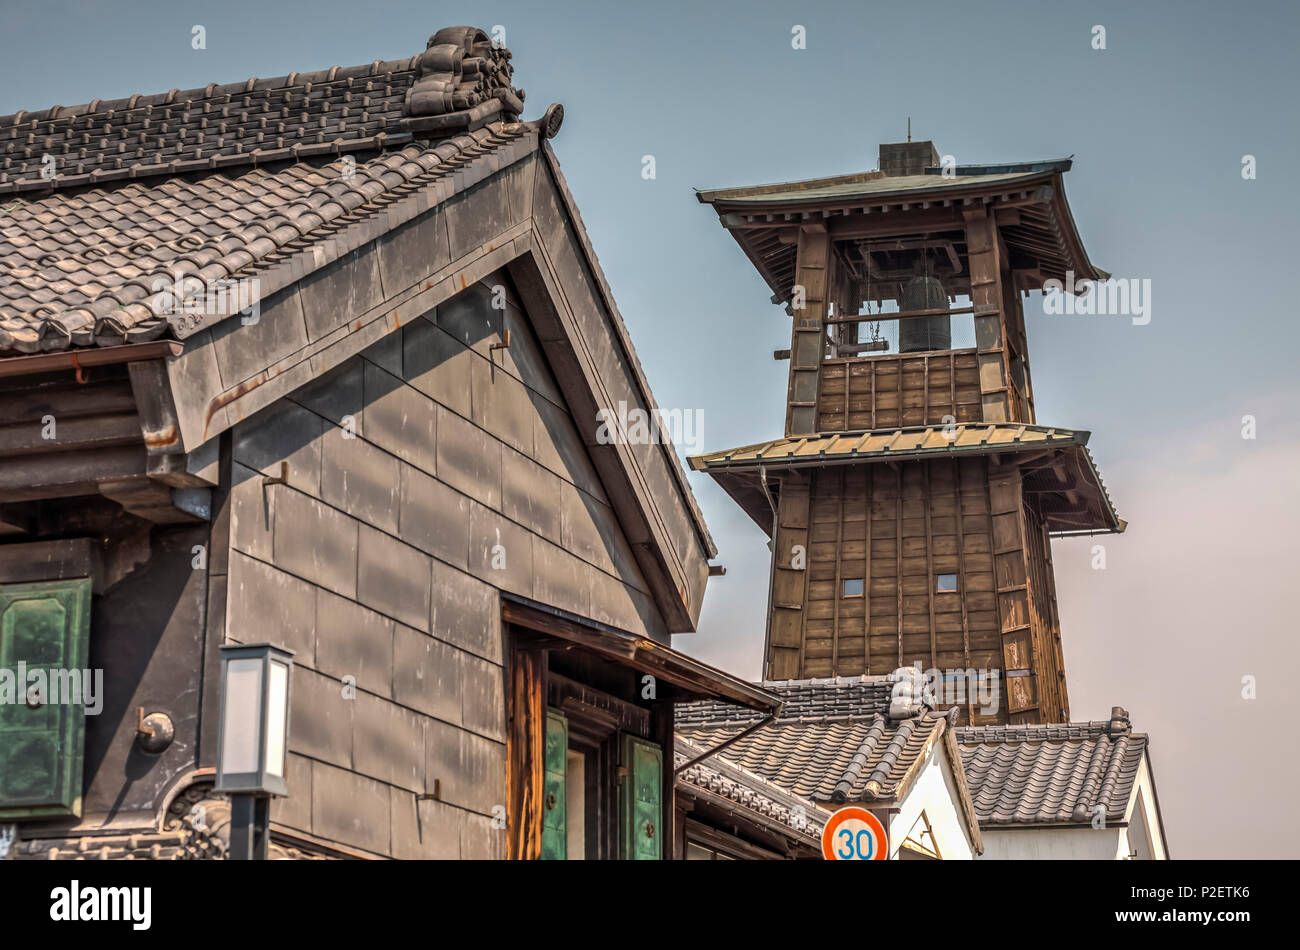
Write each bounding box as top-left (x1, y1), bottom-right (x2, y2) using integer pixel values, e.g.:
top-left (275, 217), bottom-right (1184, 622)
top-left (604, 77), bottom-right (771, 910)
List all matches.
top-left (696, 151), bottom-right (1106, 305)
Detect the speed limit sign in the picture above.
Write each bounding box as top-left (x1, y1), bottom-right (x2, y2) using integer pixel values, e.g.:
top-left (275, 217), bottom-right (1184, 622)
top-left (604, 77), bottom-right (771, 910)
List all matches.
top-left (821, 806), bottom-right (888, 860)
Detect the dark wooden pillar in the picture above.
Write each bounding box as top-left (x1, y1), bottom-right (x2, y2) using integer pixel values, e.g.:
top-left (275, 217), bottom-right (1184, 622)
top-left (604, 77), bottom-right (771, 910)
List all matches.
top-left (988, 462), bottom-right (1037, 723)
top-left (506, 641), bottom-right (546, 859)
top-left (651, 701), bottom-right (674, 860)
top-left (964, 208), bottom-right (1014, 423)
top-left (786, 224), bottom-right (831, 436)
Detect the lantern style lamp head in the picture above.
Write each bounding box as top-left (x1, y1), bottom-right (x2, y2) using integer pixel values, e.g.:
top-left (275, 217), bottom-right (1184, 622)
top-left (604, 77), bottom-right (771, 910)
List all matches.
top-left (215, 643), bottom-right (294, 797)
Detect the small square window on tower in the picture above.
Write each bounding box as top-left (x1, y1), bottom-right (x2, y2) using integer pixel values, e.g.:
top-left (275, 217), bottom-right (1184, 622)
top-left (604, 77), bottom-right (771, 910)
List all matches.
top-left (936, 573), bottom-right (957, 593)
top-left (842, 578), bottom-right (864, 597)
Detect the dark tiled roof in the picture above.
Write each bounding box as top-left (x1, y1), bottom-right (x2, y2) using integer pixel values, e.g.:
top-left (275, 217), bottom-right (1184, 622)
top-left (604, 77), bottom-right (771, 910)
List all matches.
top-left (675, 739), bottom-right (830, 842)
top-left (0, 26), bottom-right (521, 195)
top-left (695, 161), bottom-right (1071, 205)
top-left (955, 709), bottom-right (1148, 826)
top-left (0, 26), bottom-right (533, 355)
top-left (676, 674), bottom-right (893, 725)
top-left (677, 675), bottom-right (949, 804)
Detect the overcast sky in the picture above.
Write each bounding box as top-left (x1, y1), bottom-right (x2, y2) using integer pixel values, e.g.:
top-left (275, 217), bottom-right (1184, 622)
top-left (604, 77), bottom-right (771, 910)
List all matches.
top-left (3, 0), bottom-right (1296, 859)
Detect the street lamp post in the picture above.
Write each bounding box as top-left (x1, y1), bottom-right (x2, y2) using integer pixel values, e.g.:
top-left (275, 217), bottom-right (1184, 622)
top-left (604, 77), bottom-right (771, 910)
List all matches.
top-left (214, 643), bottom-right (294, 860)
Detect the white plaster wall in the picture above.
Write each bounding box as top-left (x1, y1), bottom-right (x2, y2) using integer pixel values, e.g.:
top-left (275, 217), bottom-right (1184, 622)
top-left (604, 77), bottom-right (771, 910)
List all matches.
top-left (888, 745), bottom-right (975, 860)
top-left (1122, 757), bottom-right (1168, 859)
top-left (978, 826), bottom-right (1124, 860)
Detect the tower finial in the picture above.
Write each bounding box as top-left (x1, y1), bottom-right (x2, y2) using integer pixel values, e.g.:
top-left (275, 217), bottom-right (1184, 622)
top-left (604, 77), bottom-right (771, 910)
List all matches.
top-left (907, 117), bottom-right (911, 142)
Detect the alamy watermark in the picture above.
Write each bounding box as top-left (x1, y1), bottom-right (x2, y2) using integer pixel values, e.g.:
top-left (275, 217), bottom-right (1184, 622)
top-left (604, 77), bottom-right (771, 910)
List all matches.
top-left (891, 663), bottom-right (1001, 716)
top-left (1041, 270), bottom-right (1151, 326)
top-left (50, 881), bottom-right (151, 930)
top-left (0, 663), bottom-right (103, 715)
top-left (595, 401), bottom-right (704, 455)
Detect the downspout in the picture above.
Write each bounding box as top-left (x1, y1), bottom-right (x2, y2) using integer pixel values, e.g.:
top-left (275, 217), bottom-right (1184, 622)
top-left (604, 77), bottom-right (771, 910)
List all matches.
top-left (758, 463), bottom-right (779, 681)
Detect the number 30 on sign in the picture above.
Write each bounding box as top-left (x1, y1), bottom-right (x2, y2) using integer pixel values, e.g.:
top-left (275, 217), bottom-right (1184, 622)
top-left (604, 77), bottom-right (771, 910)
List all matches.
top-left (821, 806), bottom-right (888, 860)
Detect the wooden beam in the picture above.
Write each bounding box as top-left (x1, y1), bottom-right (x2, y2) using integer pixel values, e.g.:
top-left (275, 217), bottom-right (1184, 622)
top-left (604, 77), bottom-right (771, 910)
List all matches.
top-left (97, 475), bottom-right (207, 524)
top-left (964, 207), bottom-right (1013, 423)
top-left (786, 225), bottom-right (832, 436)
top-left (864, 465), bottom-right (873, 674)
top-left (0, 412), bottom-right (141, 455)
top-left (829, 207), bottom-right (967, 239)
top-left (923, 463), bottom-right (937, 672)
top-left (831, 472), bottom-right (845, 675)
top-left (823, 305), bottom-right (976, 326)
top-left (895, 465), bottom-right (905, 666)
top-left (651, 700), bottom-right (675, 862)
top-left (127, 359), bottom-right (185, 455)
top-left (952, 459), bottom-right (974, 723)
top-left (0, 444), bottom-right (144, 501)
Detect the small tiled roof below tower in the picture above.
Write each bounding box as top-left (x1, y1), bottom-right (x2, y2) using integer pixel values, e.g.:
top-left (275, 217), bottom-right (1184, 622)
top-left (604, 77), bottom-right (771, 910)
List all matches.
top-left (676, 674), bottom-right (950, 805)
top-left (955, 707), bottom-right (1148, 826)
top-left (675, 738), bottom-right (831, 846)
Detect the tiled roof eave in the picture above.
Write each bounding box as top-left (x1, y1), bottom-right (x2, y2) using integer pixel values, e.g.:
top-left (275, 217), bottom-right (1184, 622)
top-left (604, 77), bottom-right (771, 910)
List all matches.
top-left (977, 817), bottom-right (1135, 829)
top-left (698, 168), bottom-right (1058, 208)
top-left (0, 132), bottom-right (418, 199)
top-left (689, 425), bottom-right (1089, 471)
top-left (1, 26), bottom-right (533, 357)
top-left (0, 123), bottom-right (539, 355)
top-left (956, 722), bottom-right (1148, 827)
top-left (675, 738), bottom-right (830, 841)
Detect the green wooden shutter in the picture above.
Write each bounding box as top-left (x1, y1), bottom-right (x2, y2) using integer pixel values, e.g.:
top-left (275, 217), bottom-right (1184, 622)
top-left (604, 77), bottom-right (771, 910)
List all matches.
top-left (620, 734), bottom-right (663, 860)
top-left (539, 709), bottom-right (567, 860)
top-left (0, 578), bottom-right (92, 819)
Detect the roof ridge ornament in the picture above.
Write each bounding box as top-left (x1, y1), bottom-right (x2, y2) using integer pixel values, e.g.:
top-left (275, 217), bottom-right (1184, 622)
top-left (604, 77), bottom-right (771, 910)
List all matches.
top-left (404, 26), bottom-right (524, 122)
top-left (538, 103), bottom-right (564, 139)
top-left (888, 665), bottom-right (933, 719)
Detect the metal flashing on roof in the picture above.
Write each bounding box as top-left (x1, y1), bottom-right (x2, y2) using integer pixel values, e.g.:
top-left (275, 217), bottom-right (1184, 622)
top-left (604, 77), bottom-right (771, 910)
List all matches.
top-left (697, 167), bottom-right (1057, 206)
top-left (924, 158), bottom-right (1074, 177)
top-left (689, 424), bottom-right (1124, 536)
top-left (689, 423), bottom-right (1091, 468)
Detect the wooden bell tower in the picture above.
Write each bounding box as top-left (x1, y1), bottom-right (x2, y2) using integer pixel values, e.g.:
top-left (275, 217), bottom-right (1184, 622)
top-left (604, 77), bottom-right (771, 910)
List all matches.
top-left (692, 142), bottom-right (1125, 725)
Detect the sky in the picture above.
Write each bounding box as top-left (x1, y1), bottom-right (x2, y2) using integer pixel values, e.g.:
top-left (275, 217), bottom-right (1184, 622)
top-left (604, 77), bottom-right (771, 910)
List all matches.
top-left (3, 0), bottom-right (1297, 859)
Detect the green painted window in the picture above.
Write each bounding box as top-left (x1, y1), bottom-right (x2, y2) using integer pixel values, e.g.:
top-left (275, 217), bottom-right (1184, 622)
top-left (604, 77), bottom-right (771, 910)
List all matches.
top-left (620, 734), bottom-right (662, 861)
top-left (0, 578), bottom-right (92, 819)
top-left (539, 709), bottom-right (567, 860)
